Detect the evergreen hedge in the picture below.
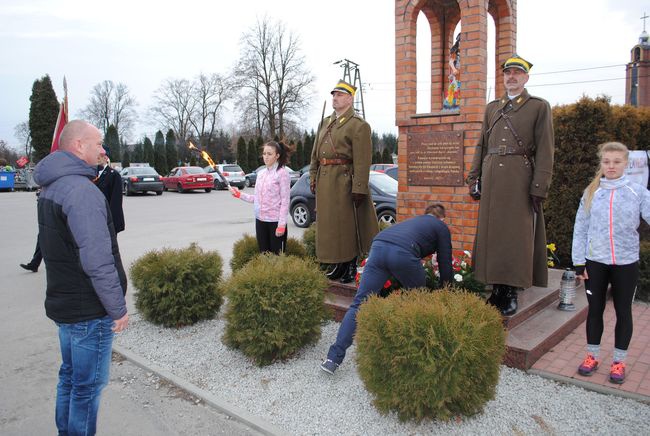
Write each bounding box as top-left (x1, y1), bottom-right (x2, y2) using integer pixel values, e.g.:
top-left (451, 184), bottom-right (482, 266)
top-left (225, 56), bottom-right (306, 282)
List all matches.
top-left (355, 289), bottom-right (505, 421)
top-left (223, 254), bottom-right (328, 366)
top-left (302, 223), bottom-right (317, 259)
top-left (638, 242), bottom-right (650, 303)
top-left (130, 243), bottom-right (224, 328)
top-left (230, 233), bottom-right (307, 272)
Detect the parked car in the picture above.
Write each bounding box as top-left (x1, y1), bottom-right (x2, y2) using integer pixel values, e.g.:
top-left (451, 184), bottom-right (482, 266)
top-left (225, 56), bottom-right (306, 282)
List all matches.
top-left (212, 164), bottom-right (246, 189)
top-left (120, 166), bottom-right (164, 196)
top-left (289, 171), bottom-right (397, 228)
top-left (245, 165), bottom-right (301, 187)
top-left (203, 166), bottom-right (229, 190)
top-left (370, 163), bottom-right (397, 173)
top-left (384, 166), bottom-right (398, 180)
top-left (162, 166), bottom-right (213, 193)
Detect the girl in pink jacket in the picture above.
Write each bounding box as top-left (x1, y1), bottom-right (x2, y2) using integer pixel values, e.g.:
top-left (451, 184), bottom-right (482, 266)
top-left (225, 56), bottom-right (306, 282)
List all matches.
top-left (230, 141), bottom-right (291, 254)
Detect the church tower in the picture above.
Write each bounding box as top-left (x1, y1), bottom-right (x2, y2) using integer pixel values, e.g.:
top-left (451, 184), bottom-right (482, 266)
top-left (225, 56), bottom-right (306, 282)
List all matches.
top-left (626, 13), bottom-right (650, 107)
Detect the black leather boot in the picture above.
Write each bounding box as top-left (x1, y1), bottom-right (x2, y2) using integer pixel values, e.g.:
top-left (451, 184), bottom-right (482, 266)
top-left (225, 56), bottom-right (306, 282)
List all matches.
top-left (486, 285), bottom-right (505, 308)
top-left (500, 286), bottom-right (519, 316)
top-left (339, 259), bottom-right (358, 284)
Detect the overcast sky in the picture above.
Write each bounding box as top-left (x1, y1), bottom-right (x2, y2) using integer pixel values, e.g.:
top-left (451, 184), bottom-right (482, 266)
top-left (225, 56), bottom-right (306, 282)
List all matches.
top-left (0, 0), bottom-right (647, 150)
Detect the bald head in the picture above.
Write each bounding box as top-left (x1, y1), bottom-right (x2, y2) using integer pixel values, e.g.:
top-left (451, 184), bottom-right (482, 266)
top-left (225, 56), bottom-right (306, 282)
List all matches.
top-left (59, 120), bottom-right (104, 165)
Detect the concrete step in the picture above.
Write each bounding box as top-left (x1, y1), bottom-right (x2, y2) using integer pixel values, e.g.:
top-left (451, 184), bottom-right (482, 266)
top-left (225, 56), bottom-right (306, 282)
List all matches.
top-left (505, 288), bottom-right (588, 369)
top-left (324, 292), bottom-right (353, 322)
top-left (502, 268), bottom-right (564, 329)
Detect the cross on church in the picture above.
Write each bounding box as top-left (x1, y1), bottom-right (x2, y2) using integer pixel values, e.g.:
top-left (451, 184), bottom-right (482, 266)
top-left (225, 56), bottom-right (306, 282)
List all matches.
top-left (642, 12), bottom-right (649, 31)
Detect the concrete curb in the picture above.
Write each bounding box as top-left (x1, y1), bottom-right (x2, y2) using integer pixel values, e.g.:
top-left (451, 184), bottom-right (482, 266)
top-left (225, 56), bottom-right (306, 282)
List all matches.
top-left (528, 368), bottom-right (650, 405)
top-left (112, 344), bottom-right (290, 436)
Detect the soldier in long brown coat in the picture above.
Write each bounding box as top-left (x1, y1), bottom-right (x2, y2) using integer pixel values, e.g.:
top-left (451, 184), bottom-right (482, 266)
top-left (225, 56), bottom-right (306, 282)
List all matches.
top-left (466, 55), bottom-right (554, 316)
top-left (309, 80), bottom-right (379, 283)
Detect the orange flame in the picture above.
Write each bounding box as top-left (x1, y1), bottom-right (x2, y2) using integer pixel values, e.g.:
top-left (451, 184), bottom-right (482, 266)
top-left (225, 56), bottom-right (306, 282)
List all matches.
top-left (188, 141), bottom-right (217, 168)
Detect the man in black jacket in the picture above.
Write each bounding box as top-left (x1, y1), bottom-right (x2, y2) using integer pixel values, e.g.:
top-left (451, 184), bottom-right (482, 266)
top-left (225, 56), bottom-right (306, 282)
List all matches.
top-left (320, 203), bottom-right (453, 375)
top-left (34, 120), bottom-right (128, 435)
top-left (95, 151), bottom-right (125, 233)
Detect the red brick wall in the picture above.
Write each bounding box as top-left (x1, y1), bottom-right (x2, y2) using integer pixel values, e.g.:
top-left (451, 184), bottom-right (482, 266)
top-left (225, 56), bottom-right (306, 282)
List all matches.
top-left (394, 0), bottom-right (516, 252)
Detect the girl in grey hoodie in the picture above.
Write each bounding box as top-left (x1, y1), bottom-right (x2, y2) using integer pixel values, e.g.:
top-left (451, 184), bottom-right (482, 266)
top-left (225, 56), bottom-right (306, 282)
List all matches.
top-left (572, 142), bottom-right (650, 384)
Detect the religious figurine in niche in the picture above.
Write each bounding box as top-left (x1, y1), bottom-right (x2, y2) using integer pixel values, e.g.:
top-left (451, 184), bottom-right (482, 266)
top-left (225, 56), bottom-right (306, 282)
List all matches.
top-left (443, 33), bottom-right (461, 110)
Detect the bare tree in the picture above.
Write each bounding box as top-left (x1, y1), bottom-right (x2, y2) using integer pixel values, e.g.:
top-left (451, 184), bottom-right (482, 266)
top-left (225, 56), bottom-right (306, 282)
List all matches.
top-left (79, 80), bottom-right (138, 140)
top-left (189, 73), bottom-right (232, 147)
top-left (234, 17), bottom-right (314, 139)
top-left (14, 121), bottom-right (31, 157)
top-left (150, 78), bottom-right (196, 145)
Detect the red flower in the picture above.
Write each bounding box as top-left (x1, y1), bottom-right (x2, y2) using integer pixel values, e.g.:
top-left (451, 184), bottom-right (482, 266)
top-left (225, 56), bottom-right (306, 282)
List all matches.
top-left (383, 280), bottom-right (392, 289)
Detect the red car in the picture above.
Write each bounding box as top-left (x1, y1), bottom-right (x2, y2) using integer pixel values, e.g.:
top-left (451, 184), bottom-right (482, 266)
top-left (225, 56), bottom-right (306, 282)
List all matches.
top-left (163, 167), bottom-right (213, 193)
top-left (370, 163), bottom-right (397, 173)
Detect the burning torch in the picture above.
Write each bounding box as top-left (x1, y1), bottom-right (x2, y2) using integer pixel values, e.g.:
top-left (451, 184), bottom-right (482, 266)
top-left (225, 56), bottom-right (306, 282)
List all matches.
top-left (187, 141), bottom-right (229, 187)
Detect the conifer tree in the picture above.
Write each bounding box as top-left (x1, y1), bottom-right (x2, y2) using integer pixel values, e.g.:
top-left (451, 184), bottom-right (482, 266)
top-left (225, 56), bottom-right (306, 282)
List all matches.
top-left (295, 140), bottom-right (304, 168)
top-left (290, 140), bottom-right (298, 168)
top-left (143, 137), bottom-right (154, 166)
top-left (381, 147), bottom-right (391, 164)
top-left (303, 130), bottom-right (314, 166)
top-left (28, 75), bottom-right (59, 162)
top-left (154, 130), bottom-right (167, 174)
top-left (256, 136), bottom-right (264, 167)
top-left (132, 143), bottom-right (144, 163)
top-left (121, 149), bottom-right (131, 168)
top-left (247, 138), bottom-right (258, 173)
top-left (105, 124), bottom-right (120, 161)
top-left (165, 129), bottom-right (178, 170)
top-left (236, 137), bottom-right (247, 171)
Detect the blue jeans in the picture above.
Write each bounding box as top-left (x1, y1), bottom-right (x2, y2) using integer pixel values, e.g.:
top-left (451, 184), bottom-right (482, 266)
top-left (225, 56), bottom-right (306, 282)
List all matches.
top-left (327, 240), bottom-right (426, 365)
top-left (55, 316), bottom-right (114, 436)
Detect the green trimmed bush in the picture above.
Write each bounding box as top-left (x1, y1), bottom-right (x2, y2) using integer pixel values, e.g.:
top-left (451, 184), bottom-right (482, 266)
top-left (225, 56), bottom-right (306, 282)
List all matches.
top-left (638, 241), bottom-right (650, 302)
top-left (223, 253), bottom-right (328, 366)
top-left (230, 233), bottom-right (307, 272)
top-left (131, 243), bottom-right (224, 328)
top-left (302, 223), bottom-right (317, 259)
top-left (355, 288), bottom-right (506, 421)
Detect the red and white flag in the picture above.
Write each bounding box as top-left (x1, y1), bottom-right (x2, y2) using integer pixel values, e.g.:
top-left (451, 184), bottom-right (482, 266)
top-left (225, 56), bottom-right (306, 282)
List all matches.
top-left (50, 77), bottom-right (68, 153)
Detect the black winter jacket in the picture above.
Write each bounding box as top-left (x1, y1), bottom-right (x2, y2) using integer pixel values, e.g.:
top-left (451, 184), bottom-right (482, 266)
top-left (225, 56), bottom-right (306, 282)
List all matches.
top-left (34, 151), bottom-right (127, 323)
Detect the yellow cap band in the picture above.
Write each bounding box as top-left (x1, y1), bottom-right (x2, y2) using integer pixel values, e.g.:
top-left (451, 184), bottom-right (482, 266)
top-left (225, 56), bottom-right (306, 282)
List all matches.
top-left (334, 82), bottom-right (355, 95)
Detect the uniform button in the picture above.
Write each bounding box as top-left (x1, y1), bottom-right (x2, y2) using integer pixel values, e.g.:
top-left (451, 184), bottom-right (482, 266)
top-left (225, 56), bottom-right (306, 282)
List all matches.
top-left (504, 126), bottom-right (509, 130)
top-left (501, 138), bottom-right (507, 142)
top-left (499, 163), bottom-right (504, 167)
top-left (535, 183), bottom-right (539, 187)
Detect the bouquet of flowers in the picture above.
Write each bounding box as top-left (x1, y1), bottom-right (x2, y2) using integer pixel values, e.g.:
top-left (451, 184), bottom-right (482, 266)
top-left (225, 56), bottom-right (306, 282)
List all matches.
top-left (355, 250), bottom-right (484, 297)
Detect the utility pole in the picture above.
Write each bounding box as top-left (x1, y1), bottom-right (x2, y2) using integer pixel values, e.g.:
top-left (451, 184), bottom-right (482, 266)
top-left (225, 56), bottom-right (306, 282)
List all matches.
top-left (333, 59), bottom-right (366, 119)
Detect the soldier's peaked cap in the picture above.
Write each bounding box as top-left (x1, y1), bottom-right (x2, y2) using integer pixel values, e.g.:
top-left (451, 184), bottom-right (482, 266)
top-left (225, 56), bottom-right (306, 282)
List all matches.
top-left (501, 54), bottom-right (533, 73)
top-left (331, 80), bottom-right (356, 96)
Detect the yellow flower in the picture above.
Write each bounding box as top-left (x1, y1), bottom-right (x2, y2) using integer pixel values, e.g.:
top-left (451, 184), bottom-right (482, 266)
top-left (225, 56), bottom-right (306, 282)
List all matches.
top-left (547, 243), bottom-right (556, 252)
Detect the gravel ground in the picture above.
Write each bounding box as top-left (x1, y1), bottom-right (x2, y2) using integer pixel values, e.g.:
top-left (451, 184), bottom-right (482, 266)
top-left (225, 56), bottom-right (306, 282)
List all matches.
top-left (115, 309), bottom-right (650, 436)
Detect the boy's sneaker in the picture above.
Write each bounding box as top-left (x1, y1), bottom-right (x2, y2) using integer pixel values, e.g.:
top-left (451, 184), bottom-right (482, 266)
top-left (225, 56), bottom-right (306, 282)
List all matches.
top-left (578, 354), bottom-right (599, 376)
top-left (609, 361), bottom-right (626, 384)
top-left (319, 359), bottom-right (339, 375)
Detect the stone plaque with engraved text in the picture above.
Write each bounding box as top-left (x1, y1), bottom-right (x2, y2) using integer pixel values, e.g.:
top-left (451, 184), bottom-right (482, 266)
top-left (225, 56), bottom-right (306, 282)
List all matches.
top-left (407, 131), bottom-right (464, 186)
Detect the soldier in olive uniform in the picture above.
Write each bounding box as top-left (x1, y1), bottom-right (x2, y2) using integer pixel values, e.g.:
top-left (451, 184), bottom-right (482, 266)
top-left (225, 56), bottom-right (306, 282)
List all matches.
top-left (466, 55), bottom-right (554, 316)
top-left (309, 80), bottom-right (379, 283)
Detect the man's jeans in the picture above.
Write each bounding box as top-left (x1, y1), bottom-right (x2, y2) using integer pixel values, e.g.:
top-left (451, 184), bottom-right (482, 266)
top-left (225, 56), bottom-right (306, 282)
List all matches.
top-left (326, 240), bottom-right (426, 365)
top-left (55, 316), bottom-right (114, 436)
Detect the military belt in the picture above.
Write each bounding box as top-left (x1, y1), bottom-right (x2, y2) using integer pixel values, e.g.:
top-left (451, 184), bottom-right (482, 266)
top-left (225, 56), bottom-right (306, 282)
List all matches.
top-left (319, 158), bottom-right (352, 165)
top-left (486, 145), bottom-right (526, 156)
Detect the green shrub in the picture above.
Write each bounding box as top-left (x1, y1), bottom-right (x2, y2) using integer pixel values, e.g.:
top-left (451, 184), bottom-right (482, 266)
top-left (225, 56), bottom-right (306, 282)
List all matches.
top-left (130, 243), bottom-right (224, 328)
top-left (355, 288), bottom-right (506, 421)
top-left (302, 223), bottom-right (317, 259)
top-left (230, 233), bottom-right (307, 272)
top-left (638, 242), bottom-right (650, 302)
top-left (223, 253), bottom-right (328, 366)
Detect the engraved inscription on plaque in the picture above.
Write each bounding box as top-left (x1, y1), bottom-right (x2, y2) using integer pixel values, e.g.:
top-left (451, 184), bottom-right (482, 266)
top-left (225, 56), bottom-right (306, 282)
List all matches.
top-left (407, 131), bottom-right (464, 186)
